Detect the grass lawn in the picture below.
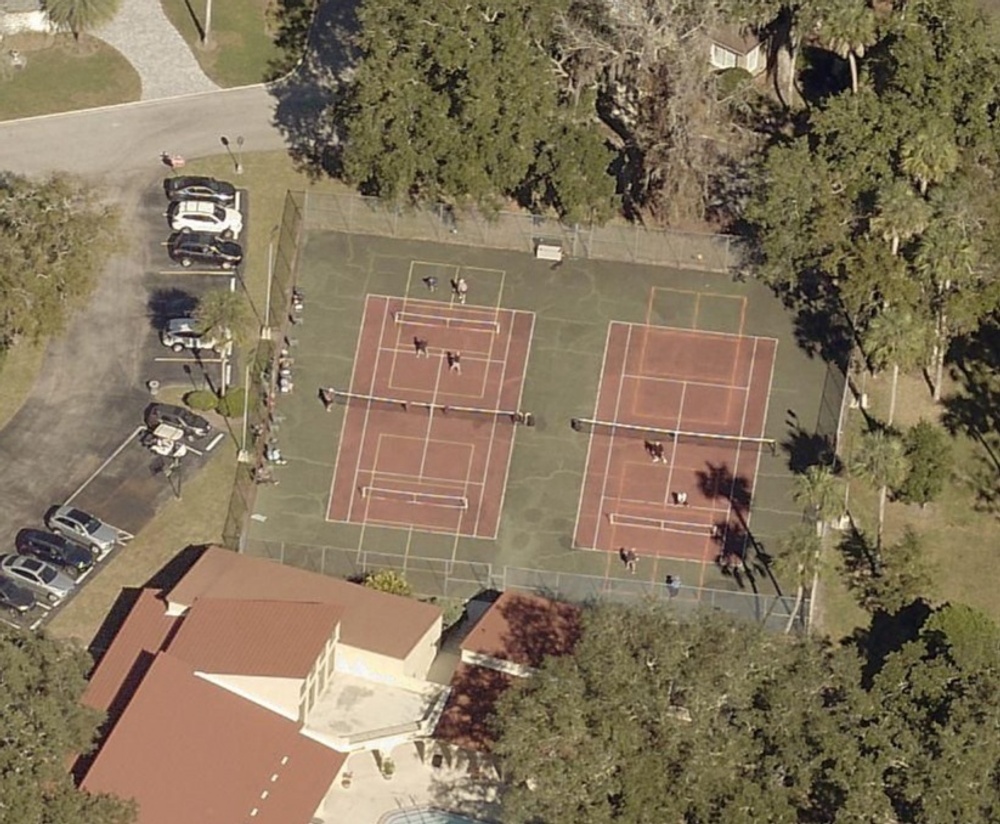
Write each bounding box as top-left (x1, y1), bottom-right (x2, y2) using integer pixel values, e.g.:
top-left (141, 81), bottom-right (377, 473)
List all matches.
top-left (45, 152), bottom-right (349, 648)
top-left (0, 343), bottom-right (46, 431)
top-left (0, 34), bottom-right (139, 121)
top-left (160, 0), bottom-right (282, 87)
top-left (46, 441), bottom-right (236, 648)
top-left (816, 366), bottom-right (1000, 639)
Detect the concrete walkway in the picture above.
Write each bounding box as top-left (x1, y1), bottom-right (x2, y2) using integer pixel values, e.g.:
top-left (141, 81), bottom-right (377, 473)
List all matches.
top-left (94, 0), bottom-right (219, 100)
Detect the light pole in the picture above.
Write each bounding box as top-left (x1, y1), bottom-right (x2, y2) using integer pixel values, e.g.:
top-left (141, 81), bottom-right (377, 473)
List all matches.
top-left (262, 225), bottom-right (279, 339)
top-left (220, 135), bottom-right (241, 175)
top-left (203, 0), bottom-right (212, 45)
top-left (235, 135), bottom-right (244, 175)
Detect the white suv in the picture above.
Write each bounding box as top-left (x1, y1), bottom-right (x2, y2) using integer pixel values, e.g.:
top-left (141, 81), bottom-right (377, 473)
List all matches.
top-left (167, 200), bottom-right (243, 238)
top-left (160, 317), bottom-right (230, 353)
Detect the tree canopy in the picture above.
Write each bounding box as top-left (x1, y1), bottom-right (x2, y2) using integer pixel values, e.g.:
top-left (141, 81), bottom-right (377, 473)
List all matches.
top-left (494, 601), bottom-right (1000, 823)
top-left (0, 172), bottom-right (119, 351)
top-left (339, 0), bottom-right (617, 221)
top-left (747, 0), bottom-right (1000, 396)
top-left (0, 627), bottom-right (134, 824)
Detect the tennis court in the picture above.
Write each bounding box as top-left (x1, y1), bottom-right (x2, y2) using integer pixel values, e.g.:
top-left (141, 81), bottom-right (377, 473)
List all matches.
top-left (327, 295), bottom-right (535, 538)
top-left (573, 322), bottom-right (777, 565)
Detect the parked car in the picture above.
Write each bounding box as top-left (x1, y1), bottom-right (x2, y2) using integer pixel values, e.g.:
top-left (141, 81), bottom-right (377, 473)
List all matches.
top-left (167, 232), bottom-right (243, 269)
top-left (0, 576), bottom-right (37, 616)
top-left (46, 506), bottom-right (119, 554)
top-left (145, 403), bottom-right (212, 439)
top-left (167, 200), bottom-right (243, 238)
top-left (160, 318), bottom-right (229, 353)
top-left (16, 529), bottom-right (94, 578)
top-left (163, 176), bottom-right (236, 205)
top-left (0, 554), bottom-right (76, 602)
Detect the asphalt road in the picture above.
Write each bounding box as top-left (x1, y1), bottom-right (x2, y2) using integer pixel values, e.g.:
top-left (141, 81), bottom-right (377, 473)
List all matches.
top-left (0, 85), bottom-right (288, 556)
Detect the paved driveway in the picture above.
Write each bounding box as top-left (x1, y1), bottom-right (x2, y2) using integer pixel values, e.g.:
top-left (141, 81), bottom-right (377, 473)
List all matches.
top-left (0, 87), bottom-right (284, 552)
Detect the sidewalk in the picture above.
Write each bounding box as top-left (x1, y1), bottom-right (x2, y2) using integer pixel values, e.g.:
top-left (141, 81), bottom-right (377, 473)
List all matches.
top-left (94, 0), bottom-right (218, 100)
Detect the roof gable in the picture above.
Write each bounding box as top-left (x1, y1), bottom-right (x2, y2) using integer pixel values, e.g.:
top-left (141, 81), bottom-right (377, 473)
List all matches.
top-left (167, 598), bottom-right (340, 677)
top-left (461, 591), bottom-right (582, 669)
top-left (81, 652), bottom-right (345, 824)
top-left (168, 547), bottom-right (441, 659)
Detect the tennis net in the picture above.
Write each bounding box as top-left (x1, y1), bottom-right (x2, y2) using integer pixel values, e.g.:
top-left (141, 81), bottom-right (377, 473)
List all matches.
top-left (393, 310), bottom-right (500, 334)
top-left (608, 512), bottom-right (721, 536)
top-left (330, 388), bottom-right (534, 426)
top-left (571, 417), bottom-right (775, 454)
top-left (360, 486), bottom-right (468, 509)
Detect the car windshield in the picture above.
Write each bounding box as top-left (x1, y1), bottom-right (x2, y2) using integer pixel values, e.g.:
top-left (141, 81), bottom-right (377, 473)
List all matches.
top-left (213, 205), bottom-right (225, 220)
top-left (69, 509), bottom-right (100, 533)
top-left (37, 564), bottom-right (56, 584)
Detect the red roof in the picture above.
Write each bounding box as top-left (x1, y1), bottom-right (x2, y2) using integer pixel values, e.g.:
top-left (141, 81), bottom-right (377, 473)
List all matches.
top-left (81, 589), bottom-right (179, 715)
top-left (461, 591), bottom-right (582, 669)
top-left (168, 547), bottom-right (440, 659)
top-left (434, 663), bottom-right (516, 752)
top-left (81, 652), bottom-right (345, 824)
top-left (167, 598), bottom-right (341, 677)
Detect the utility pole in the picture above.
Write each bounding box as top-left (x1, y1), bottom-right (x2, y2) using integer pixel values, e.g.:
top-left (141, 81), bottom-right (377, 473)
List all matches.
top-left (203, 0), bottom-right (212, 46)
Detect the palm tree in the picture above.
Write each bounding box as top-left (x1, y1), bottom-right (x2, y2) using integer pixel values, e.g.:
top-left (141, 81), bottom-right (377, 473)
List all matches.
top-left (851, 429), bottom-right (909, 552)
top-left (195, 289), bottom-right (252, 346)
top-left (772, 525), bottom-right (821, 633)
top-left (792, 464), bottom-right (843, 535)
top-left (43, 0), bottom-right (122, 41)
top-left (862, 306), bottom-right (930, 425)
top-left (870, 179), bottom-right (931, 257)
top-left (821, 0), bottom-right (878, 95)
top-left (900, 122), bottom-right (959, 196)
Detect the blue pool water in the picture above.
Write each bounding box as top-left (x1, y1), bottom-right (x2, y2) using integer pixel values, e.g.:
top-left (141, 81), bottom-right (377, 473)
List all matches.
top-left (379, 808), bottom-right (488, 824)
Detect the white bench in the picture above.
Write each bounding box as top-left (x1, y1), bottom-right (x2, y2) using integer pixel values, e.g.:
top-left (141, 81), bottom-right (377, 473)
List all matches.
top-left (535, 243), bottom-right (563, 262)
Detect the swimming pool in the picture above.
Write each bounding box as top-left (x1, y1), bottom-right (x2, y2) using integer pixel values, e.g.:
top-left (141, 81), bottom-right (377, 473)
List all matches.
top-left (378, 807), bottom-right (490, 824)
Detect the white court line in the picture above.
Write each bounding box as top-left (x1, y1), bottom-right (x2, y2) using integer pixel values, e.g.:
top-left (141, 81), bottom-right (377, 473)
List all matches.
top-left (718, 337), bottom-right (760, 550)
top-left (622, 371), bottom-right (751, 392)
top-left (474, 307), bottom-right (516, 536)
top-left (326, 294), bottom-right (375, 524)
top-left (418, 353), bottom-right (447, 477)
top-left (591, 324), bottom-right (634, 548)
top-left (370, 467), bottom-right (480, 488)
top-left (629, 322), bottom-right (780, 343)
top-left (740, 341), bottom-right (779, 560)
top-left (491, 310), bottom-right (537, 542)
top-left (572, 322), bottom-right (616, 547)
top-left (662, 382), bottom-right (688, 505)
top-left (347, 297), bottom-right (393, 523)
top-left (65, 427), bottom-right (144, 504)
top-left (377, 343), bottom-right (508, 366)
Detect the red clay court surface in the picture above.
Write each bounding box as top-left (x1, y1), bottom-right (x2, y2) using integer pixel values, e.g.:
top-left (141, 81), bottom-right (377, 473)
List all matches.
top-left (328, 295), bottom-right (534, 538)
top-left (574, 322), bottom-right (777, 563)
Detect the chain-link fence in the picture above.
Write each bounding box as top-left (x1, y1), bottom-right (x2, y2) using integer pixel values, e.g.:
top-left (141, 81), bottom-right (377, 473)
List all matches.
top-left (244, 539), bottom-right (805, 630)
top-left (302, 192), bottom-right (741, 274)
top-left (222, 192), bottom-right (305, 548)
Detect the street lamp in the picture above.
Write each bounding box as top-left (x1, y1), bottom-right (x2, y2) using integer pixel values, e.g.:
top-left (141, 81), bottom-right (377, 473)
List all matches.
top-left (220, 135), bottom-right (242, 174)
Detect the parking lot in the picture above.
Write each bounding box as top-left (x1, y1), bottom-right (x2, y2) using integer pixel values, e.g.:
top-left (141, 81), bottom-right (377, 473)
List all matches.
top-left (0, 176), bottom-right (248, 630)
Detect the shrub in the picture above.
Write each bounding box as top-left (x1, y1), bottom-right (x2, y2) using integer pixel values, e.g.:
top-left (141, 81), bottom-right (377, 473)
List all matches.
top-left (716, 67), bottom-right (753, 99)
top-left (185, 389), bottom-right (218, 412)
top-left (362, 569), bottom-right (412, 597)
top-left (216, 387), bottom-right (247, 418)
top-left (899, 420), bottom-right (953, 506)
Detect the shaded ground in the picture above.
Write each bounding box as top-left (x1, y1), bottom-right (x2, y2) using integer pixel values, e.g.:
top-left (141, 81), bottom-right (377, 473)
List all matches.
top-left (244, 232), bottom-right (830, 623)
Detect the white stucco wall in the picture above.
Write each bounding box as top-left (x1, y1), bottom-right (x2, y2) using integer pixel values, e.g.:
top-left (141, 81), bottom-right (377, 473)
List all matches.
top-left (0, 10), bottom-right (55, 35)
top-left (197, 672), bottom-right (303, 720)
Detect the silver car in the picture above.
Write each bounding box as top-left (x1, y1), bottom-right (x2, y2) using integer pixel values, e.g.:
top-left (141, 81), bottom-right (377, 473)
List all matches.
top-left (0, 554), bottom-right (76, 602)
top-left (46, 505), bottom-right (119, 554)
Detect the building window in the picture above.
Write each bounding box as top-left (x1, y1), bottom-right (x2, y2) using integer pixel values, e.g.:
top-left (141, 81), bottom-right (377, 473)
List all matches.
top-left (744, 47), bottom-right (760, 74)
top-left (711, 43), bottom-right (737, 70)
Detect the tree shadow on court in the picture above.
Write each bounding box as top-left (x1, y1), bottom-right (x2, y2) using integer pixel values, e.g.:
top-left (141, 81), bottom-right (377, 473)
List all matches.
top-left (781, 420), bottom-right (840, 474)
top-left (695, 462), bottom-right (752, 516)
top-left (780, 270), bottom-right (855, 367)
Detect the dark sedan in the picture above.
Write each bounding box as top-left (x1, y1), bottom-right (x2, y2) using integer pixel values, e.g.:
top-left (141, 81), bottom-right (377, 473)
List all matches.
top-left (145, 403), bottom-right (213, 439)
top-left (163, 176), bottom-right (236, 205)
top-left (15, 529), bottom-right (95, 578)
top-left (167, 232), bottom-right (243, 269)
top-left (0, 576), bottom-right (36, 616)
